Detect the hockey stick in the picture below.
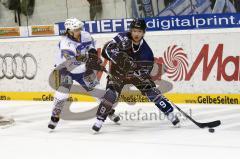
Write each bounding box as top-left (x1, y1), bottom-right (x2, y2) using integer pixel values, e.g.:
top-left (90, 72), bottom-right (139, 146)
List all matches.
top-left (102, 69), bottom-right (221, 128)
top-left (172, 104), bottom-right (221, 128)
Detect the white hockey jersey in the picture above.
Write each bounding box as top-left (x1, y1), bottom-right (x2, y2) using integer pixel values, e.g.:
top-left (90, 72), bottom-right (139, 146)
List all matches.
top-left (56, 31), bottom-right (95, 74)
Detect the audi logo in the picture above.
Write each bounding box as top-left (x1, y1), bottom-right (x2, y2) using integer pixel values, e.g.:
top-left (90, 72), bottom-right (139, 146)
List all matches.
top-left (0, 53), bottom-right (37, 80)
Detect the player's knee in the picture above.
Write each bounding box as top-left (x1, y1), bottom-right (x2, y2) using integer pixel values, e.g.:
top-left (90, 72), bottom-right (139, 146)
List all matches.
top-left (144, 87), bottom-right (162, 102)
top-left (60, 75), bottom-right (73, 90)
top-left (82, 70), bottom-right (98, 91)
top-left (54, 68), bottom-right (72, 90)
top-left (103, 88), bottom-right (118, 104)
top-left (144, 88), bottom-right (174, 115)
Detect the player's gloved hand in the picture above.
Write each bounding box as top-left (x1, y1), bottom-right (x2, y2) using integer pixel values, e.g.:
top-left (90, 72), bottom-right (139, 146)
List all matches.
top-left (86, 53), bottom-right (105, 71)
top-left (114, 52), bottom-right (139, 72)
top-left (88, 53), bottom-right (102, 64)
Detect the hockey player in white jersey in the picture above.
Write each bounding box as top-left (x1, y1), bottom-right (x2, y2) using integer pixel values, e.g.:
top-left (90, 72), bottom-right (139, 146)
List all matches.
top-left (48, 18), bottom-right (120, 130)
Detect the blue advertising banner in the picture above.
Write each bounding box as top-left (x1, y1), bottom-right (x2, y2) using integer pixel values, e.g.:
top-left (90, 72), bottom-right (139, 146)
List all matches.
top-left (146, 13), bottom-right (240, 31)
top-left (56, 13), bottom-right (240, 34)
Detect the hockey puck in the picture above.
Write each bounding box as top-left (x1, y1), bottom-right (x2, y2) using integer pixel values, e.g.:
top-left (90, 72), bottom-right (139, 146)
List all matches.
top-left (208, 128), bottom-right (215, 133)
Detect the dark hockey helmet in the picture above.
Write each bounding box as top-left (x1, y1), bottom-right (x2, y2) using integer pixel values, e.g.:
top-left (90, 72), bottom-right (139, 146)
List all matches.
top-left (130, 19), bottom-right (147, 32)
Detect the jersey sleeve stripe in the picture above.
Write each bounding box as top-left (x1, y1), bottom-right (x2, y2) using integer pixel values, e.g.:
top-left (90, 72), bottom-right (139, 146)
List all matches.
top-left (61, 49), bottom-right (75, 58)
top-left (105, 41), bottom-right (117, 64)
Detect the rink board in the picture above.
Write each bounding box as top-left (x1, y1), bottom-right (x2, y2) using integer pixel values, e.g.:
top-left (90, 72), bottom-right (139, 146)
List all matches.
top-left (0, 92), bottom-right (239, 104)
top-left (0, 28), bottom-right (240, 104)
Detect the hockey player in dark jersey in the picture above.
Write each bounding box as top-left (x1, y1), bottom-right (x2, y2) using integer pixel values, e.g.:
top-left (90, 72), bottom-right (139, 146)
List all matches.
top-left (92, 18), bottom-right (180, 132)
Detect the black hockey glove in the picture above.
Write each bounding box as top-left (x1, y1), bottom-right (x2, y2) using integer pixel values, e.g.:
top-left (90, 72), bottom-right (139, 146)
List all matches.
top-left (86, 49), bottom-right (105, 71)
top-left (76, 48), bottom-right (105, 71)
top-left (76, 48), bottom-right (98, 62)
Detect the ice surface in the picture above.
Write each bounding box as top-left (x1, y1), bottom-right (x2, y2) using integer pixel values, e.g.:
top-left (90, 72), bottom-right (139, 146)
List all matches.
top-left (0, 101), bottom-right (239, 159)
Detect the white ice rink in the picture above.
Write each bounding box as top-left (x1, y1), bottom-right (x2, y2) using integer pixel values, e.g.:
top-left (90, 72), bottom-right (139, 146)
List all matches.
top-left (0, 101), bottom-right (239, 159)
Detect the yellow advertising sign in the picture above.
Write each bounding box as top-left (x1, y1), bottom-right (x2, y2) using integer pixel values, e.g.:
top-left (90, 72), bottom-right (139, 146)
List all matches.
top-left (31, 25), bottom-right (55, 35)
top-left (0, 27), bottom-right (20, 37)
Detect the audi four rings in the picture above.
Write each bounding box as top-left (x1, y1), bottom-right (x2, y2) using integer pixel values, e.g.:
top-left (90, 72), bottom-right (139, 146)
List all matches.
top-left (0, 53), bottom-right (37, 80)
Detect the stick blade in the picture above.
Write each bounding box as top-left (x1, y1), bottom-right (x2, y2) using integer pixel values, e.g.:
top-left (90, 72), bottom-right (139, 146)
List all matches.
top-left (198, 120), bottom-right (221, 128)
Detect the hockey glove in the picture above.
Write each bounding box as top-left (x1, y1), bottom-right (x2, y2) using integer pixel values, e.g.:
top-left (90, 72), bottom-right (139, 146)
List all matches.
top-left (86, 49), bottom-right (105, 71)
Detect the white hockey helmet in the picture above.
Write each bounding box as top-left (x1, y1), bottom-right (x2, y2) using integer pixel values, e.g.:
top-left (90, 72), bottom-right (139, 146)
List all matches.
top-left (64, 18), bottom-right (84, 31)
